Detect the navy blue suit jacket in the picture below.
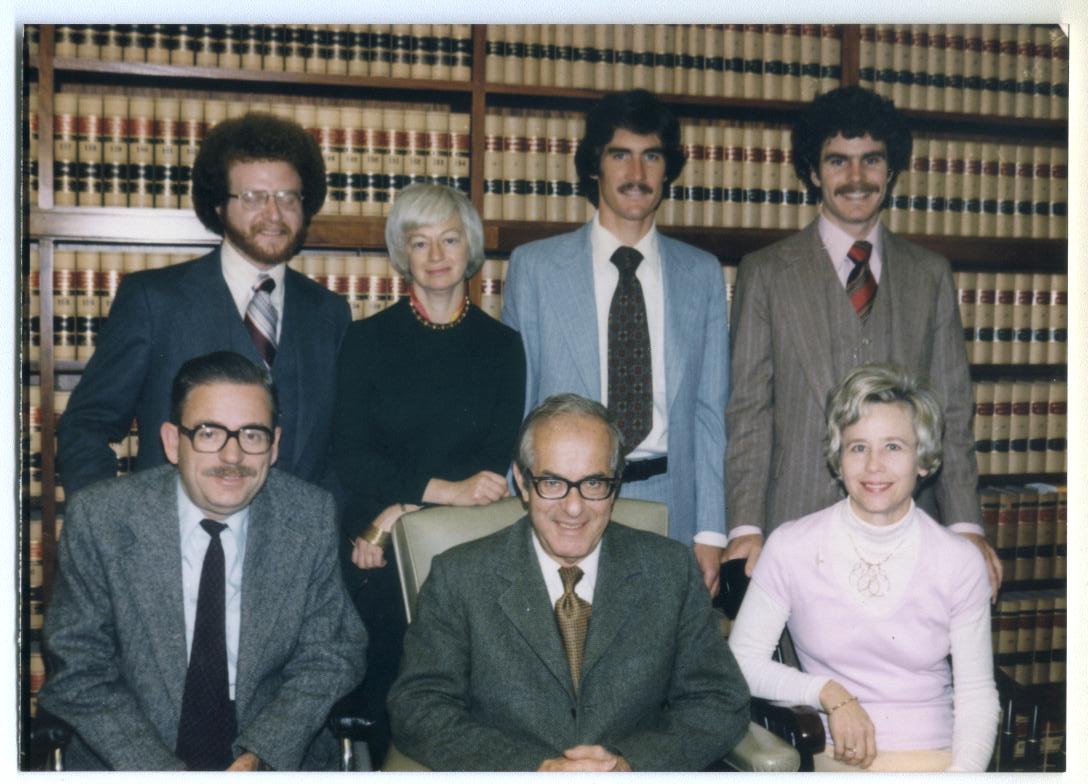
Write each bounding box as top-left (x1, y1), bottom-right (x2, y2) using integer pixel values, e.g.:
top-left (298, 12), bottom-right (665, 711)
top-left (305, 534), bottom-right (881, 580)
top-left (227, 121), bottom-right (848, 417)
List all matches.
top-left (57, 248), bottom-right (351, 496)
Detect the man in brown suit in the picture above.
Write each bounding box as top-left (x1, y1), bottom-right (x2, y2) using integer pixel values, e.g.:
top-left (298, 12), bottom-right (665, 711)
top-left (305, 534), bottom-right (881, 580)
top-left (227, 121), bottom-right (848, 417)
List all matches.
top-left (724, 86), bottom-right (999, 596)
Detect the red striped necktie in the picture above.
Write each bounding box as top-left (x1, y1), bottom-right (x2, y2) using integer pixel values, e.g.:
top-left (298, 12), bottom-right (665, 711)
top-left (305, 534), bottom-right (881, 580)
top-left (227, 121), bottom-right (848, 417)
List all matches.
top-left (845, 240), bottom-right (877, 321)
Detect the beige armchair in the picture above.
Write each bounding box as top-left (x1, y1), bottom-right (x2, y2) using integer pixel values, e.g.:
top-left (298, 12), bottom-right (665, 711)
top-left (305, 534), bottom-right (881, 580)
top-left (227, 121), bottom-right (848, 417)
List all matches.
top-left (385, 497), bottom-right (801, 773)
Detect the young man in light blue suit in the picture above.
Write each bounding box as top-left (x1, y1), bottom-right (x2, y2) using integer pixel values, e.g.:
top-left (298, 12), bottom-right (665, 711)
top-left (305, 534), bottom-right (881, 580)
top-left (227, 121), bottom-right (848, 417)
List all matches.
top-left (502, 90), bottom-right (729, 595)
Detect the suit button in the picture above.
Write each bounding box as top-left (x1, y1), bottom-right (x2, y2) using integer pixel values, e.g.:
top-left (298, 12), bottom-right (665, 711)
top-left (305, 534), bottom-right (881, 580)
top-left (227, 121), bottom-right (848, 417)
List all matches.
top-left (862, 337), bottom-right (871, 346)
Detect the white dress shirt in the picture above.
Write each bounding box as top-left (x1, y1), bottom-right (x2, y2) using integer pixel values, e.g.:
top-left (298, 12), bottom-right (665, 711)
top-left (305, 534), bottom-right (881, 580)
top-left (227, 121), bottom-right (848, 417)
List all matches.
top-left (590, 213), bottom-right (668, 460)
top-left (178, 480), bottom-right (248, 700)
top-left (220, 239), bottom-right (287, 342)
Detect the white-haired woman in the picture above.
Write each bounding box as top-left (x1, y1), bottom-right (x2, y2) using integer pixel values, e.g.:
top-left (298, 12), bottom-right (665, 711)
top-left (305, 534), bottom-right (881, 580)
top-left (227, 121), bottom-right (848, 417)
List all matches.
top-left (728, 363), bottom-right (998, 772)
top-left (332, 183), bottom-right (525, 766)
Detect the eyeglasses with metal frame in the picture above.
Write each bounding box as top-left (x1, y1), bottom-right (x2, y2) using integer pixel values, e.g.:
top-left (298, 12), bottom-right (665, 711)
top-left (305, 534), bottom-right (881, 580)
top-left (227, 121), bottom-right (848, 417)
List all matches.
top-left (228, 190), bottom-right (304, 210)
top-left (177, 422), bottom-right (275, 454)
top-left (524, 471), bottom-right (618, 501)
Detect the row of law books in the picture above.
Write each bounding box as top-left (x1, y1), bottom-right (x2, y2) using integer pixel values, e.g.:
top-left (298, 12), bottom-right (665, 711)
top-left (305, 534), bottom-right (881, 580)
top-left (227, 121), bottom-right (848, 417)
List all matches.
top-left (992, 587), bottom-right (1066, 687)
top-left (956, 272), bottom-right (1067, 366)
top-left (980, 483), bottom-right (1066, 583)
top-left (484, 24), bottom-right (841, 102)
top-left (858, 24), bottom-right (1068, 120)
top-left (36, 89), bottom-right (470, 214)
top-left (25, 386), bottom-right (82, 503)
top-left (973, 382), bottom-right (1066, 476)
top-left (29, 24), bottom-right (474, 82)
top-left (884, 136), bottom-right (1067, 240)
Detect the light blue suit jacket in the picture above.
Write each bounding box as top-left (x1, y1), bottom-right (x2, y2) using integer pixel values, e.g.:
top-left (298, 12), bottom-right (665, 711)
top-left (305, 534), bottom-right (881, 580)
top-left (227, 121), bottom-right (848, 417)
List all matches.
top-left (502, 222), bottom-right (728, 544)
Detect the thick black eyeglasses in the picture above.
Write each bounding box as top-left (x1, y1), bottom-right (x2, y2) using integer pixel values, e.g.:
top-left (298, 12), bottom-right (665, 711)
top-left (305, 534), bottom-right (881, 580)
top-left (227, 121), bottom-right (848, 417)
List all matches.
top-left (524, 472), bottom-right (617, 501)
top-left (228, 190), bottom-right (304, 211)
top-left (177, 422), bottom-right (274, 454)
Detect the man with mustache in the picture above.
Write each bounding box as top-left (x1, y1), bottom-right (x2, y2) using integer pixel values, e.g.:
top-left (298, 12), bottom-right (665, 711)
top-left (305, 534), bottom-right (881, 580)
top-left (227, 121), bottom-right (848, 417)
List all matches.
top-left (58, 113), bottom-right (350, 498)
top-left (724, 86), bottom-right (1000, 596)
top-left (503, 90), bottom-right (729, 595)
top-left (40, 351), bottom-right (366, 770)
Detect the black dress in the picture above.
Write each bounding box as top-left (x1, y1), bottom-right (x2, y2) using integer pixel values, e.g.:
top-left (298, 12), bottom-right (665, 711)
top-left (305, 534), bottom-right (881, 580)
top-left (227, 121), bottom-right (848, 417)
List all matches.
top-left (331, 297), bottom-right (526, 765)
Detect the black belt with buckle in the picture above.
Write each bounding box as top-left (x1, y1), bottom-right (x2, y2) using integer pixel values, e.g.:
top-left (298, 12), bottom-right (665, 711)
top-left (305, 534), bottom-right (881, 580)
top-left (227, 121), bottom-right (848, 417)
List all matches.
top-left (622, 456), bottom-right (668, 483)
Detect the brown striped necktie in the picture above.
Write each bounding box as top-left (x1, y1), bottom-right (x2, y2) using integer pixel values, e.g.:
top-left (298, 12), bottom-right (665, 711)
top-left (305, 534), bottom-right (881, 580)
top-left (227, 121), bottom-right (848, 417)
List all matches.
top-left (555, 565), bottom-right (592, 693)
top-left (846, 240), bottom-right (877, 321)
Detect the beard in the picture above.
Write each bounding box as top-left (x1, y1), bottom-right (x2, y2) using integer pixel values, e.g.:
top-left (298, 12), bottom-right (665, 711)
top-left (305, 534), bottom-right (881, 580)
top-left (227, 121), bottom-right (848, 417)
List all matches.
top-left (222, 215), bottom-right (307, 267)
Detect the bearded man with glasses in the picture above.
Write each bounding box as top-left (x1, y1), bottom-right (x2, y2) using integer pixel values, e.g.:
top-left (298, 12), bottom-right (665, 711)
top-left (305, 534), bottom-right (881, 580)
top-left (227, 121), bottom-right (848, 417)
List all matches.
top-left (40, 351), bottom-right (366, 770)
top-left (388, 394), bottom-right (750, 772)
top-left (58, 112), bottom-right (351, 499)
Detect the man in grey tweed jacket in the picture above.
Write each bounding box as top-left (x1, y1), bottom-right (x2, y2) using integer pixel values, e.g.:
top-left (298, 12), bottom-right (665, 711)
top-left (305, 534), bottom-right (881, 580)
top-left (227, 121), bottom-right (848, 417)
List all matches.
top-left (389, 395), bottom-right (749, 771)
top-left (40, 352), bottom-right (365, 770)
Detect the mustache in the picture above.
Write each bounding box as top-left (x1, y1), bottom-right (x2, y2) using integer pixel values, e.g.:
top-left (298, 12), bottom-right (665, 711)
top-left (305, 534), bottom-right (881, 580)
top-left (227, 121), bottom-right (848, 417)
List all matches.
top-left (619, 182), bottom-right (654, 195)
top-left (251, 221), bottom-right (289, 234)
top-left (203, 466), bottom-right (258, 479)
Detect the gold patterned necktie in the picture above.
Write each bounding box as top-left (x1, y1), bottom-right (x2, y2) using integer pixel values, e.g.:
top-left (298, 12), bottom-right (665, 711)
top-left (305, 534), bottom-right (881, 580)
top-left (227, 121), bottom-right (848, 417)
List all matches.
top-left (555, 565), bottom-right (592, 693)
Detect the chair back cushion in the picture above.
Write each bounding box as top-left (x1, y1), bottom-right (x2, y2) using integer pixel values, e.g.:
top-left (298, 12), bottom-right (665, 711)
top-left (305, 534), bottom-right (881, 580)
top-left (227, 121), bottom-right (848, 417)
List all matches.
top-left (392, 497), bottom-right (668, 622)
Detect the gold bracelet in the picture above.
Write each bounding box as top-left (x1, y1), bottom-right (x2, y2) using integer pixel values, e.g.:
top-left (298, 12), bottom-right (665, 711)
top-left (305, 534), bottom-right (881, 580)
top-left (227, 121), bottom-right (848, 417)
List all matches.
top-left (828, 695), bottom-right (858, 714)
top-left (361, 525), bottom-right (391, 549)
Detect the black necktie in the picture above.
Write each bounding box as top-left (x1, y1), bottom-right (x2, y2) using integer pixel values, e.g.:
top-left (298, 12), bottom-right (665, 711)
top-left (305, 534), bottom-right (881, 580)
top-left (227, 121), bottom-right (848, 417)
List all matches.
top-left (176, 519), bottom-right (236, 770)
top-left (607, 246), bottom-right (653, 453)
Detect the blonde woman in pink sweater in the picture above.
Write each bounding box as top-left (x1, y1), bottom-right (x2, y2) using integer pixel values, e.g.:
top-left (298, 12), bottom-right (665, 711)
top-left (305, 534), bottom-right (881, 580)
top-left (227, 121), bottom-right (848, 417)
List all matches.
top-left (729, 363), bottom-right (998, 772)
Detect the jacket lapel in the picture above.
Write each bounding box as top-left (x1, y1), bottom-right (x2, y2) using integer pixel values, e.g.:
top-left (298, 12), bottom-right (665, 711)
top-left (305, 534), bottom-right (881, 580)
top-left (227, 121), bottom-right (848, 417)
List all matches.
top-left (579, 525), bottom-right (641, 681)
top-left (781, 221), bottom-right (838, 397)
top-left (880, 226), bottom-right (915, 367)
top-left (118, 468), bottom-right (190, 714)
top-left (661, 235), bottom-right (696, 410)
top-left (275, 269), bottom-right (310, 468)
top-left (496, 520), bottom-right (574, 697)
top-left (233, 478), bottom-right (303, 712)
top-left (176, 250), bottom-right (265, 364)
top-left (546, 224), bottom-right (601, 398)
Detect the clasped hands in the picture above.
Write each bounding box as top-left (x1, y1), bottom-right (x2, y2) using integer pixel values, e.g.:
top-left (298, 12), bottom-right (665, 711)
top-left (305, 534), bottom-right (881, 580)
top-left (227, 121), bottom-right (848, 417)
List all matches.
top-left (538, 744), bottom-right (631, 772)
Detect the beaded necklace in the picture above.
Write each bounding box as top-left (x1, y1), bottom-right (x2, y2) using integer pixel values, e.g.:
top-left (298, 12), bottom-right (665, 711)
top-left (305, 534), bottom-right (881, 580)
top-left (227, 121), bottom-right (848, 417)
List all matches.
top-left (408, 289), bottom-right (470, 331)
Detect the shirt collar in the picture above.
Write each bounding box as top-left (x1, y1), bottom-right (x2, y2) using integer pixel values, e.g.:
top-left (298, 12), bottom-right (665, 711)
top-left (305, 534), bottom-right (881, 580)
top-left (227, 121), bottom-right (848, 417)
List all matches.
top-left (176, 475), bottom-right (251, 543)
top-left (817, 212), bottom-right (883, 269)
top-left (591, 211), bottom-right (659, 265)
top-left (531, 523), bottom-right (603, 604)
top-left (220, 238), bottom-right (288, 293)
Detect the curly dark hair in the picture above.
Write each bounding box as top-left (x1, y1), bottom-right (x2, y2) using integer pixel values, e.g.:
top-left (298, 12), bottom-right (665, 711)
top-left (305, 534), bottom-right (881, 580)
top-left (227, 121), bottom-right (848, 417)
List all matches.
top-left (575, 89), bottom-right (686, 207)
top-left (792, 86), bottom-right (913, 206)
top-left (191, 112), bottom-right (327, 235)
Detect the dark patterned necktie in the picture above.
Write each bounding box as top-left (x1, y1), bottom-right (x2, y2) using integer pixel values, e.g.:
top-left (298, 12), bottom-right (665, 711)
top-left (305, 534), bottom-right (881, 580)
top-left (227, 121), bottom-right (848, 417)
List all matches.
top-left (607, 246), bottom-right (652, 453)
top-left (244, 274), bottom-right (278, 367)
top-left (555, 566), bottom-right (592, 693)
top-left (845, 240), bottom-right (877, 321)
top-left (176, 519), bottom-right (236, 771)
